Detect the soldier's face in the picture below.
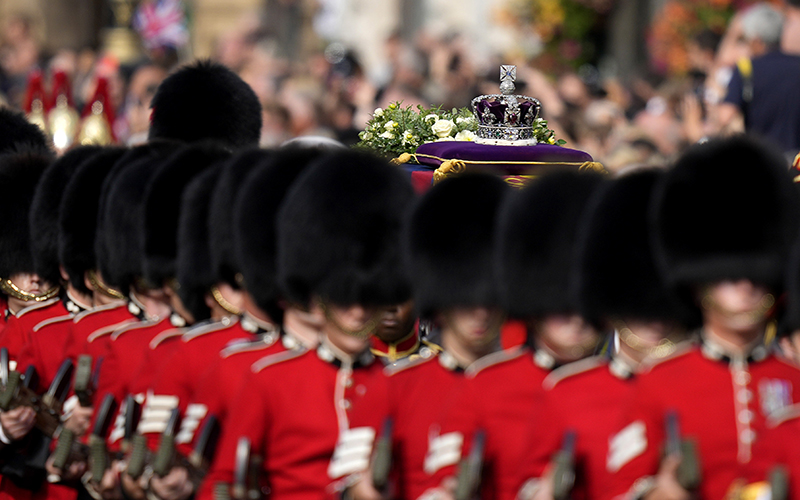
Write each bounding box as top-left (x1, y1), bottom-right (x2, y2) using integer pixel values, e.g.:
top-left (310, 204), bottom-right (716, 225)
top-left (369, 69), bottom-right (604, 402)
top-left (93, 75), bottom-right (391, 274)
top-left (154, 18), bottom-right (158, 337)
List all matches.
top-left (442, 306), bottom-right (504, 352)
top-left (6, 272), bottom-right (52, 314)
top-left (320, 302), bottom-right (380, 355)
top-left (375, 300), bottom-right (416, 343)
top-left (536, 314), bottom-right (599, 363)
top-left (700, 280), bottom-right (773, 333)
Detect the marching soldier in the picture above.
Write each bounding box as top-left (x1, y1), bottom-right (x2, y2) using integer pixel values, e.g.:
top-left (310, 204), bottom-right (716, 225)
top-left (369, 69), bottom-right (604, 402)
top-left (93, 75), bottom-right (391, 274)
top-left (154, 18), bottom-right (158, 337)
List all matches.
top-left (346, 172), bottom-right (508, 500)
top-left (198, 149), bottom-right (414, 500)
top-left (517, 169), bottom-right (693, 500)
top-left (605, 136), bottom-right (800, 500)
top-left (416, 170), bottom-right (604, 500)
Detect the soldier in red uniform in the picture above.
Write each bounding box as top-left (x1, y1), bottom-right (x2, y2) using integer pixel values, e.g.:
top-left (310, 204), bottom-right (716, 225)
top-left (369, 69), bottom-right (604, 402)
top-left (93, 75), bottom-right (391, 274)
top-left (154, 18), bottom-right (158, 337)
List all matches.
top-left (344, 173), bottom-right (508, 500)
top-left (413, 170), bottom-right (604, 500)
top-left (516, 169), bottom-right (694, 500)
top-left (198, 149), bottom-right (415, 500)
top-left (604, 137), bottom-right (800, 500)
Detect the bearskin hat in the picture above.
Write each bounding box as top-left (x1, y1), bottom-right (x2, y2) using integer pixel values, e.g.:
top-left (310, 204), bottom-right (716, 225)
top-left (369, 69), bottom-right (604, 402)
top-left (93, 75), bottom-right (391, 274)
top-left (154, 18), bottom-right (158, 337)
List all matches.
top-left (209, 149), bottom-right (273, 287)
top-left (234, 147), bottom-right (328, 316)
top-left (177, 166), bottom-right (224, 322)
top-left (406, 173), bottom-right (508, 316)
top-left (30, 146), bottom-right (103, 286)
top-left (576, 169), bottom-right (695, 326)
top-left (148, 60), bottom-right (262, 150)
top-left (0, 148), bottom-right (54, 280)
top-left (0, 108), bottom-right (50, 154)
top-left (100, 144), bottom-right (182, 292)
top-left (142, 142), bottom-right (231, 288)
top-left (59, 147), bottom-right (127, 296)
top-left (277, 150), bottom-right (415, 307)
top-left (496, 170), bottom-right (605, 318)
top-left (652, 136), bottom-right (799, 291)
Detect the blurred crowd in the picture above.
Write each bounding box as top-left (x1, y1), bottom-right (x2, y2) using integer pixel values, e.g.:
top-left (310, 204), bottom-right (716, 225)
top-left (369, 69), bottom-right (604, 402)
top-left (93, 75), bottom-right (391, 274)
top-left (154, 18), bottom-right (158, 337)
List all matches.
top-left (2, 0), bottom-right (800, 171)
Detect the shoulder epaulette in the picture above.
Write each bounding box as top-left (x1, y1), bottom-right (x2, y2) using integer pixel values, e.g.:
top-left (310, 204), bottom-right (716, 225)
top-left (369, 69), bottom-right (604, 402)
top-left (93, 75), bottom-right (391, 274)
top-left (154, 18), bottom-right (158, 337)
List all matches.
top-left (149, 327), bottom-right (185, 349)
top-left (110, 319), bottom-right (159, 340)
top-left (16, 297), bottom-right (59, 318)
top-left (251, 347), bottom-right (308, 373)
top-left (421, 339), bottom-right (443, 353)
top-left (182, 316), bottom-right (238, 342)
top-left (543, 355), bottom-right (606, 391)
top-left (465, 347), bottom-right (526, 377)
top-left (86, 318), bottom-right (138, 342)
top-left (221, 336), bottom-right (278, 358)
top-left (384, 353), bottom-right (437, 376)
top-left (33, 313), bottom-right (74, 332)
top-left (639, 340), bottom-right (695, 374)
top-left (73, 301), bottom-right (126, 323)
top-left (767, 403), bottom-right (800, 429)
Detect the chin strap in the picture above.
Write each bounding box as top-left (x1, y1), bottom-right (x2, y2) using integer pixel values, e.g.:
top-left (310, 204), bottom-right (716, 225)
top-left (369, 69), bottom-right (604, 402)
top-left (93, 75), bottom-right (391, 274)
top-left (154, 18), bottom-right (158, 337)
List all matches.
top-left (87, 270), bottom-right (125, 300)
top-left (211, 286), bottom-right (242, 315)
top-left (0, 278), bottom-right (60, 302)
top-left (320, 301), bottom-right (381, 339)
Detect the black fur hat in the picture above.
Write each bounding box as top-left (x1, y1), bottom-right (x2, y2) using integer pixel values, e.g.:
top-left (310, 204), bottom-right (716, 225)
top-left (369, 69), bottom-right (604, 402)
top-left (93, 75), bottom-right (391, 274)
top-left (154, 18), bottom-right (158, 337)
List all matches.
top-left (496, 170), bottom-right (605, 318)
top-left (0, 149), bottom-right (54, 279)
top-left (101, 145), bottom-right (182, 292)
top-left (177, 166), bottom-right (224, 322)
top-left (0, 108), bottom-right (50, 154)
top-left (59, 147), bottom-right (127, 296)
top-left (142, 143), bottom-right (231, 288)
top-left (576, 169), bottom-right (694, 325)
top-left (30, 146), bottom-right (104, 286)
top-left (148, 60), bottom-right (262, 150)
top-left (406, 173), bottom-right (508, 316)
top-left (652, 136), bottom-right (799, 291)
top-left (209, 149), bottom-right (273, 287)
top-left (277, 150), bottom-right (415, 307)
top-left (234, 147), bottom-right (328, 315)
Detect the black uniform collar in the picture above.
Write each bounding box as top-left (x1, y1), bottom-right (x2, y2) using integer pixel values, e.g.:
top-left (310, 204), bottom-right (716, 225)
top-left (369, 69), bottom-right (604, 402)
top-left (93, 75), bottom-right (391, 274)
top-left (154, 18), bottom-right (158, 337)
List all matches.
top-left (699, 329), bottom-right (769, 365)
top-left (317, 335), bottom-right (375, 369)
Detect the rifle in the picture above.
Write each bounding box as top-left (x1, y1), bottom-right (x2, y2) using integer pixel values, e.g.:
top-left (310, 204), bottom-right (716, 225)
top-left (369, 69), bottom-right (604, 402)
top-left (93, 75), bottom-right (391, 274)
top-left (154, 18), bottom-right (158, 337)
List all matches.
top-left (51, 392), bottom-right (117, 481)
top-left (769, 465), bottom-right (789, 500)
top-left (232, 437), bottom-right (263, 500)
top-left (371, 417), bottom-right (393, 492)
top-left (454, 429), bottom-right (486, 500)
top-left (0, 360), bottom-right (73, 437)
top-left (74, 355), bottom-right (102, 407)
top-left (665, 410), bottom-right (701, 490)
top-left (551, 430), bottom-right (577, 500)
top-left (151, 409), bottom-right (220, 487)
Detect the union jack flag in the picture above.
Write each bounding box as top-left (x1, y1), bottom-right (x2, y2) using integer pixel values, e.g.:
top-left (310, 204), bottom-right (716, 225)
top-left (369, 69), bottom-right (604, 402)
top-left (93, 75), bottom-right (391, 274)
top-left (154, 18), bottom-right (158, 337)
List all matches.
top-left (133, 0), bottom-right (189, 50)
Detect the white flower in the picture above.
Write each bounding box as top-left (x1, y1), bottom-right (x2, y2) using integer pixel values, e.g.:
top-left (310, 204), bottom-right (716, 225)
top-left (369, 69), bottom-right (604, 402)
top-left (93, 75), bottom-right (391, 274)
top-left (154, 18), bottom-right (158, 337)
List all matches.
top-left (431, 119), bottom-right (456, 138)
top-left (424, 114), bottom-right (439, 123)
top-left (384, 120), bottom-right (397, 131)
top-left (456, 116), bottom-right (476, 125)
top-left (362, 132), bottom-right (373, 141)
top-left (373, 108), bottom-right (384, 117)
top-left (402, 130), bottom-right (417, 145)
top-left (455, 130), bottom-right (477, 142)
top-left (435, 136), bottom-right (456, 142)
top-left (380, 131), bottom-right (394, 139)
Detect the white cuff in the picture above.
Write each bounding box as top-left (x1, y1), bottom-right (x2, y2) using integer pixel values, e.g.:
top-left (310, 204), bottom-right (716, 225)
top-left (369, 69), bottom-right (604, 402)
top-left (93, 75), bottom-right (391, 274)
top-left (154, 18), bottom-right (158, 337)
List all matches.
top-left (0, 421), bottom-right (13, 444)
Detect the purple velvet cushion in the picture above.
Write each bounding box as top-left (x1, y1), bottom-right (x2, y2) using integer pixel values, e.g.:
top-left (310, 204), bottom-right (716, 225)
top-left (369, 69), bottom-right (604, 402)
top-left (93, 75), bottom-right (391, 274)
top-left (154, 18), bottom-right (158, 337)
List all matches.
top-left (414, 142), bottom-right (593, 175)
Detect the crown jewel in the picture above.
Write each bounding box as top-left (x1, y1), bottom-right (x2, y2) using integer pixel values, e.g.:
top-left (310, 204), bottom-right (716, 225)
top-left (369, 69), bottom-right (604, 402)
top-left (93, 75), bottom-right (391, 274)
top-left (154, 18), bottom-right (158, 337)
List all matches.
top-left (471, 65), bottom-right (541, 145)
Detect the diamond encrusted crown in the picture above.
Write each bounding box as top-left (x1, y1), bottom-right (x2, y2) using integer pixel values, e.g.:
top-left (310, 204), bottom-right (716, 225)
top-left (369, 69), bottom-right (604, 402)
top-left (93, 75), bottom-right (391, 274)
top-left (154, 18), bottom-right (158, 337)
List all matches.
top-left (470, 65), bottom-right (541, 145)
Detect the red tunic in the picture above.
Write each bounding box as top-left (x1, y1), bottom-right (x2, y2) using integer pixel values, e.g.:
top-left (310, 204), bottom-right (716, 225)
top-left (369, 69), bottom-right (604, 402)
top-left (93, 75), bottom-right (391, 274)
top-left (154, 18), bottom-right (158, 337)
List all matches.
top-left (431, 348), bottom-right (551, 500)
top-left (174, 330), bottom-right (293, 458)
top-left (135, 316), bottom-right (256, 451)
top-left (198, 342), bottom-right (386, 500)
top-left (520, 354), bottom-right (636, 500)
top-left (65, 301), bottom-right (139, 363)
top-left (0, 298), bottom-right (68, 365)
top-left (347, 347), bottom-right (465, 500)
top-left (16, 314), bottom-right (75, 389)
top-left (605, 338), bottom-right (800, 500)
